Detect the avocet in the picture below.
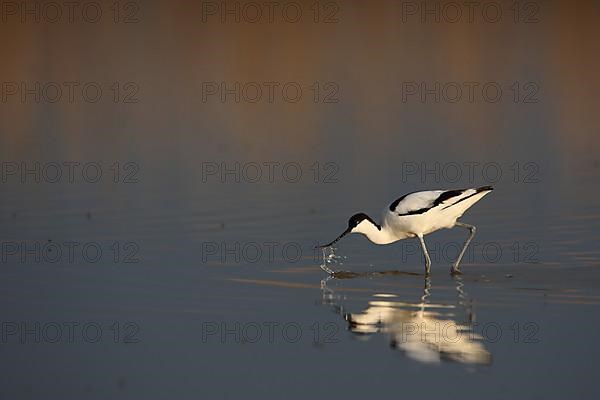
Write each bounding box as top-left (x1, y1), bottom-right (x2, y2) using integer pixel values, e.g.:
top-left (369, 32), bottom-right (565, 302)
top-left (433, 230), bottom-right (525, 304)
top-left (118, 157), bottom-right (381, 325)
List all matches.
top-left (317, 186), bottom-right (493, 274)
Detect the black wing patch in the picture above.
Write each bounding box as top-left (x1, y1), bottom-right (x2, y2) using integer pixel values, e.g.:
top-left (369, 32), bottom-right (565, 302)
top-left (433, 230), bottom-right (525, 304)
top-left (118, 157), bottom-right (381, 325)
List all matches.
top-left (398, 206), bottom-right (434, 216)
top-left (432, 190), bottom-right (465, 207)
top-left (440, 186), bottom-right (493, 210)
top-left (389, 191), bottom-right (418, 211)
top-left (396, 189), bottom-right (467, 216)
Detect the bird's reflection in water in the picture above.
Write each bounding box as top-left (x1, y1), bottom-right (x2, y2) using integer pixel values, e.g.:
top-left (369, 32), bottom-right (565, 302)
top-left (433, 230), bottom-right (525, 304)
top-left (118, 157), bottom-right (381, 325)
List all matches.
top-left (321, 272), bottom-right (491, 365)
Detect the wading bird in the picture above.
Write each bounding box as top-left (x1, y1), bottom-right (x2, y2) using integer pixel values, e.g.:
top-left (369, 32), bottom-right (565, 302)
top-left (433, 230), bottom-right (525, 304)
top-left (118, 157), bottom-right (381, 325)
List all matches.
top-left (317, 186), bottom-right (493, 274)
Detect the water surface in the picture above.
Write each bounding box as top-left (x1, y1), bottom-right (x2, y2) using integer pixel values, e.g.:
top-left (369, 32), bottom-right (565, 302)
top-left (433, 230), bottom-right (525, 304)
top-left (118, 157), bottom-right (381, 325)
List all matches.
top-left (1, 0), bottom-right (600, 398)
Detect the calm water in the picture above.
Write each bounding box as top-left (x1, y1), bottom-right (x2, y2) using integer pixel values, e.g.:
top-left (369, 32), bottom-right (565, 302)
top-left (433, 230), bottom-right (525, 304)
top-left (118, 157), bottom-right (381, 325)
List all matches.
top-left (1, 0), bottom-right (600, 399)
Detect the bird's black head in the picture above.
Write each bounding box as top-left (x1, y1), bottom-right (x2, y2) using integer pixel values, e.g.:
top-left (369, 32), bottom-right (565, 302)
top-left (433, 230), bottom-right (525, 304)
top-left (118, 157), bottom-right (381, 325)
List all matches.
top-left (316, 213), bottom-right (378, 249)
top-left (348, 213), bottom-right (371, 230)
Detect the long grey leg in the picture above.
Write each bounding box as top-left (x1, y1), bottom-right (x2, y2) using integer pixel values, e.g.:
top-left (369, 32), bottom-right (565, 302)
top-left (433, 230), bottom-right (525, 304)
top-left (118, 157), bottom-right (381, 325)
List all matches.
top-left (451, 222), bottom-right (476, 274)
top-left (417, 234), bottom-right (431, 275)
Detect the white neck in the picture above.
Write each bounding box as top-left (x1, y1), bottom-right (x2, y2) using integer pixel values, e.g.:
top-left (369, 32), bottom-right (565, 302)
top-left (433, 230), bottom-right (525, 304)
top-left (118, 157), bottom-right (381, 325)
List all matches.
top-left (353, 219), bottom-right (397, 245)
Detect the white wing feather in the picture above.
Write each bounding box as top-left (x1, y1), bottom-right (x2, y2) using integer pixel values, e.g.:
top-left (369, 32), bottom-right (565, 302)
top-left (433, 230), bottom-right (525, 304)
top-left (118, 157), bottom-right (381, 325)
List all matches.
top-left (390, 189), bottom-right (481, 215)
top-left (391, 191), bottom-right (444, 215)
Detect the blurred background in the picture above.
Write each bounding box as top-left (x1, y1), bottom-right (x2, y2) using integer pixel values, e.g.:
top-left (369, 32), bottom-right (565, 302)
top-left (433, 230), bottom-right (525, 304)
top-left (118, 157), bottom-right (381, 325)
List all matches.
top-left (1, 0), bottom-right (600, 399)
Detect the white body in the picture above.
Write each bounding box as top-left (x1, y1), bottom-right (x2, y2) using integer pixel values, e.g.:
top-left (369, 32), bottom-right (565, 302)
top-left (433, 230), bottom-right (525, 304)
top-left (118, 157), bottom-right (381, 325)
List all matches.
top-left (353, 187), bottom-right (492, 245)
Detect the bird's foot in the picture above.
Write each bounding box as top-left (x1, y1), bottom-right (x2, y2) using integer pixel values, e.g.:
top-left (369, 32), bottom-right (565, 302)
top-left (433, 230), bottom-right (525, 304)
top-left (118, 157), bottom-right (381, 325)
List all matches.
top-left (450, 266), bottom-right (462, 276)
